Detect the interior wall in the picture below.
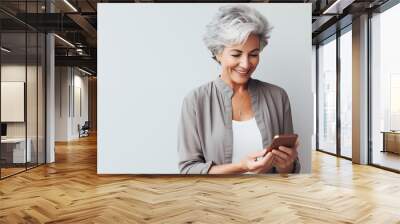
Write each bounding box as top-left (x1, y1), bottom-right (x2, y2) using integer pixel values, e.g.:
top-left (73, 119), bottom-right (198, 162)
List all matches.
top-left (73, 72), bottom-right (89, 137)
top-left (55, 66), bottom-right (69, 141)
top-left (55, 66), bottom-right (89, 141)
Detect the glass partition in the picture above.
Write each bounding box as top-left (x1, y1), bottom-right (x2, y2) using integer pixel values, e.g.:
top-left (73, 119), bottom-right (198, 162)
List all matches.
top-left (0, 1), bottom-right (46, 179)
top-left (317, 36), bottom-right (337, 155)
top-left (26, 0), bottom-right (43, 170)
top-left (27, 31), bottom-right (38, 169)
top-left (1, 31), bottom-right (28, 178)
top-left (371, 3), bottom-right (400, 171)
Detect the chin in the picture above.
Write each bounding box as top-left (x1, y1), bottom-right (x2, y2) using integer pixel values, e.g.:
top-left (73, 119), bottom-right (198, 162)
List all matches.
top-left (232, 74), bottom-right (251, 84)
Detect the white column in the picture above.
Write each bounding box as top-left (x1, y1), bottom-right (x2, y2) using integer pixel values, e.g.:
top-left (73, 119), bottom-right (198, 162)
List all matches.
top-left (352, 14), bottom-right (369, 164)
top-left (46, 33), bottom-right (55, 163)
top-left (45, 0), bottom-right (56, 163)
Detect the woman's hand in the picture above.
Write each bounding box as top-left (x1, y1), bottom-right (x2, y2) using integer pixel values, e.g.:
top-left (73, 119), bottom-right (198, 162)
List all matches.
top-left (271, 140), bottom-right (299, 173)
top-left (240, 149), bottom-right (274, 173)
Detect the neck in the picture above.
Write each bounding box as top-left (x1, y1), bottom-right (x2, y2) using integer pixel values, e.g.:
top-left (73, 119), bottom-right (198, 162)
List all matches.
top-left (220, 73), bottom-right (248, 94)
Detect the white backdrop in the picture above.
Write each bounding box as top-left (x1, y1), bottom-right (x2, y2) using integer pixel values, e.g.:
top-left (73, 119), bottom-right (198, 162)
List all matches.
top-left (98, 3), bottom-right (312, 174)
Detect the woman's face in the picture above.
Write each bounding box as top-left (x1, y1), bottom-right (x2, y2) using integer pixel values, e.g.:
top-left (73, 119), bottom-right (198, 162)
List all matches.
top-left (216, 34), bottom-right (260, 85)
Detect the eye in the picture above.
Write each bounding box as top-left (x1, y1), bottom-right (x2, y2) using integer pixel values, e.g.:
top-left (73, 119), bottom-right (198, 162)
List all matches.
top-left (250, 54), bottom-right (259, 57)
top-left (231, 54), bottom-right (241, 58)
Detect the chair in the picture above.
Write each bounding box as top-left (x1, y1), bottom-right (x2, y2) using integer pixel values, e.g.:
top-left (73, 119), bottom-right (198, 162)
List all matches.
top-left (79, 121), bottom-right (90, 138)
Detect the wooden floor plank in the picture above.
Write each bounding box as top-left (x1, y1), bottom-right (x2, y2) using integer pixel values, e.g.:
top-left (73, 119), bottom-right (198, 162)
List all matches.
top-left (1, 134), bottom-right (400, 223)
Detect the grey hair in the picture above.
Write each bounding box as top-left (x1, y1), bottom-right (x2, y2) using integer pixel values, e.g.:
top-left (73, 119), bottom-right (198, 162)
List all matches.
top-left (203, 5), bottom-right (272, 61)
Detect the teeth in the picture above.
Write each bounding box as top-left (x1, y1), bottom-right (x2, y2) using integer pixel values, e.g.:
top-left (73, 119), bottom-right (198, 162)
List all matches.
top-left (235, 70), bottom-right (248, 74)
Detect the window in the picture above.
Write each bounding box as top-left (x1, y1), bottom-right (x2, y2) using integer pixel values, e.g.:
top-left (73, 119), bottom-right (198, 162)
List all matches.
top-left (318, 36), bottom-right (337, 154)
top-left (371, 2), bottom-right (400, 171)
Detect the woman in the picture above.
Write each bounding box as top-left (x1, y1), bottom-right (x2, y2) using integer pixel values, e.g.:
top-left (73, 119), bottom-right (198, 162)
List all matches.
top-left (178, 5), bottom-right (300, 174)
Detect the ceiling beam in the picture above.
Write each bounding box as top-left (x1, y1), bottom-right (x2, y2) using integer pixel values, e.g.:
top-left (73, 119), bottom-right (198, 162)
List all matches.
top-left (67, 13), bottom-right (97, 40)
top-left (322, 0), bottom-right (356, 14)
top-left (55, 55), bottom-right (96, 69)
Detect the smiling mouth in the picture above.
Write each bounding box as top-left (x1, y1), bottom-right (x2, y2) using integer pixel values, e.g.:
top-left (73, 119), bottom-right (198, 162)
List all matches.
top-left (234, 69), bottom-right (250, 75)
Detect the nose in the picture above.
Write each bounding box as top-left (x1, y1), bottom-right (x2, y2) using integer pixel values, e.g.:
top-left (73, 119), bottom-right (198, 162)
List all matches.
top-left (239, 56), bottom-right (250, 69)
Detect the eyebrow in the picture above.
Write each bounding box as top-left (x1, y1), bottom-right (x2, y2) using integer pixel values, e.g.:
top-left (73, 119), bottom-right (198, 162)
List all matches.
top-left (230, 48), bottom-right (260, 53)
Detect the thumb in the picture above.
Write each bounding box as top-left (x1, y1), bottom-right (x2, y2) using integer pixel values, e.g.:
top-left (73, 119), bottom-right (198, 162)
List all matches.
top-left (260, 150), bottom-right (273, 161)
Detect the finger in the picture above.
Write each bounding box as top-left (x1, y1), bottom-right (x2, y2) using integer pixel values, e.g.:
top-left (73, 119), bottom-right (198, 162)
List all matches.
top-left (274, 155), bottom-right (285, 163)
top-left (253, 153), bottom-right (272, 171)
top-left (249, 148), bottom-right (267, 158)
top-left (272, 149), bottom-right (289, 161)
top-left (295, 139), bottom-right (300, 148)
top-left (248, 159), bottom-right (266, 171)
top-left (249, 154), bottom-right (268, 167)
top-left (260, 151), bottom-right (273, 163)
top-left (265, 153), bottom-right (275, 166)
top-left (249, 152), bottom-right (273, 171)
top-left (294, 140), bottom-right (300, 152)
top-left (254, 154), bottom-right (274, 173)
top-left (278, 146), bottom-right (297, 158)
top-left (278, 146), bottom-right (293, 155)
top-left (273, 156), bottom-right (288, 168)
top-left (265, 151), bottom-right (273, 158)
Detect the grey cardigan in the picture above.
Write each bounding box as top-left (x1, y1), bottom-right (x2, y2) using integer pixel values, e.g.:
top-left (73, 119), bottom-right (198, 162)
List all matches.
top-left (177, 77), bottom-right (301, 174)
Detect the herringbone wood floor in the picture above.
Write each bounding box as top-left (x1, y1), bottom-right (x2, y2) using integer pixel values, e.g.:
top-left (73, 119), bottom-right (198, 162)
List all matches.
top-left (1, 134), bottom-right (400, 224)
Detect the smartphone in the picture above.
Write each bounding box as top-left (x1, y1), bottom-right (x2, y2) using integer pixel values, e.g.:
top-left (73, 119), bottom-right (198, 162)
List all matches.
top-left (263, 134), bottom-right (298, 156)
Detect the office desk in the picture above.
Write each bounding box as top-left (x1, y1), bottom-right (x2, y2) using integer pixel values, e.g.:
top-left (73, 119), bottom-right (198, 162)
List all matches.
top-left (381, 131), bottom-right (400, 154)
top-left (1, 138), bottom-right (32, 163)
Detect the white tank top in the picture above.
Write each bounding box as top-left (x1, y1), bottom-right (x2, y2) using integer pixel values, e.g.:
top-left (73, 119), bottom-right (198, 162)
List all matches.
top-left (231, 117), bottom-right (264, 164)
